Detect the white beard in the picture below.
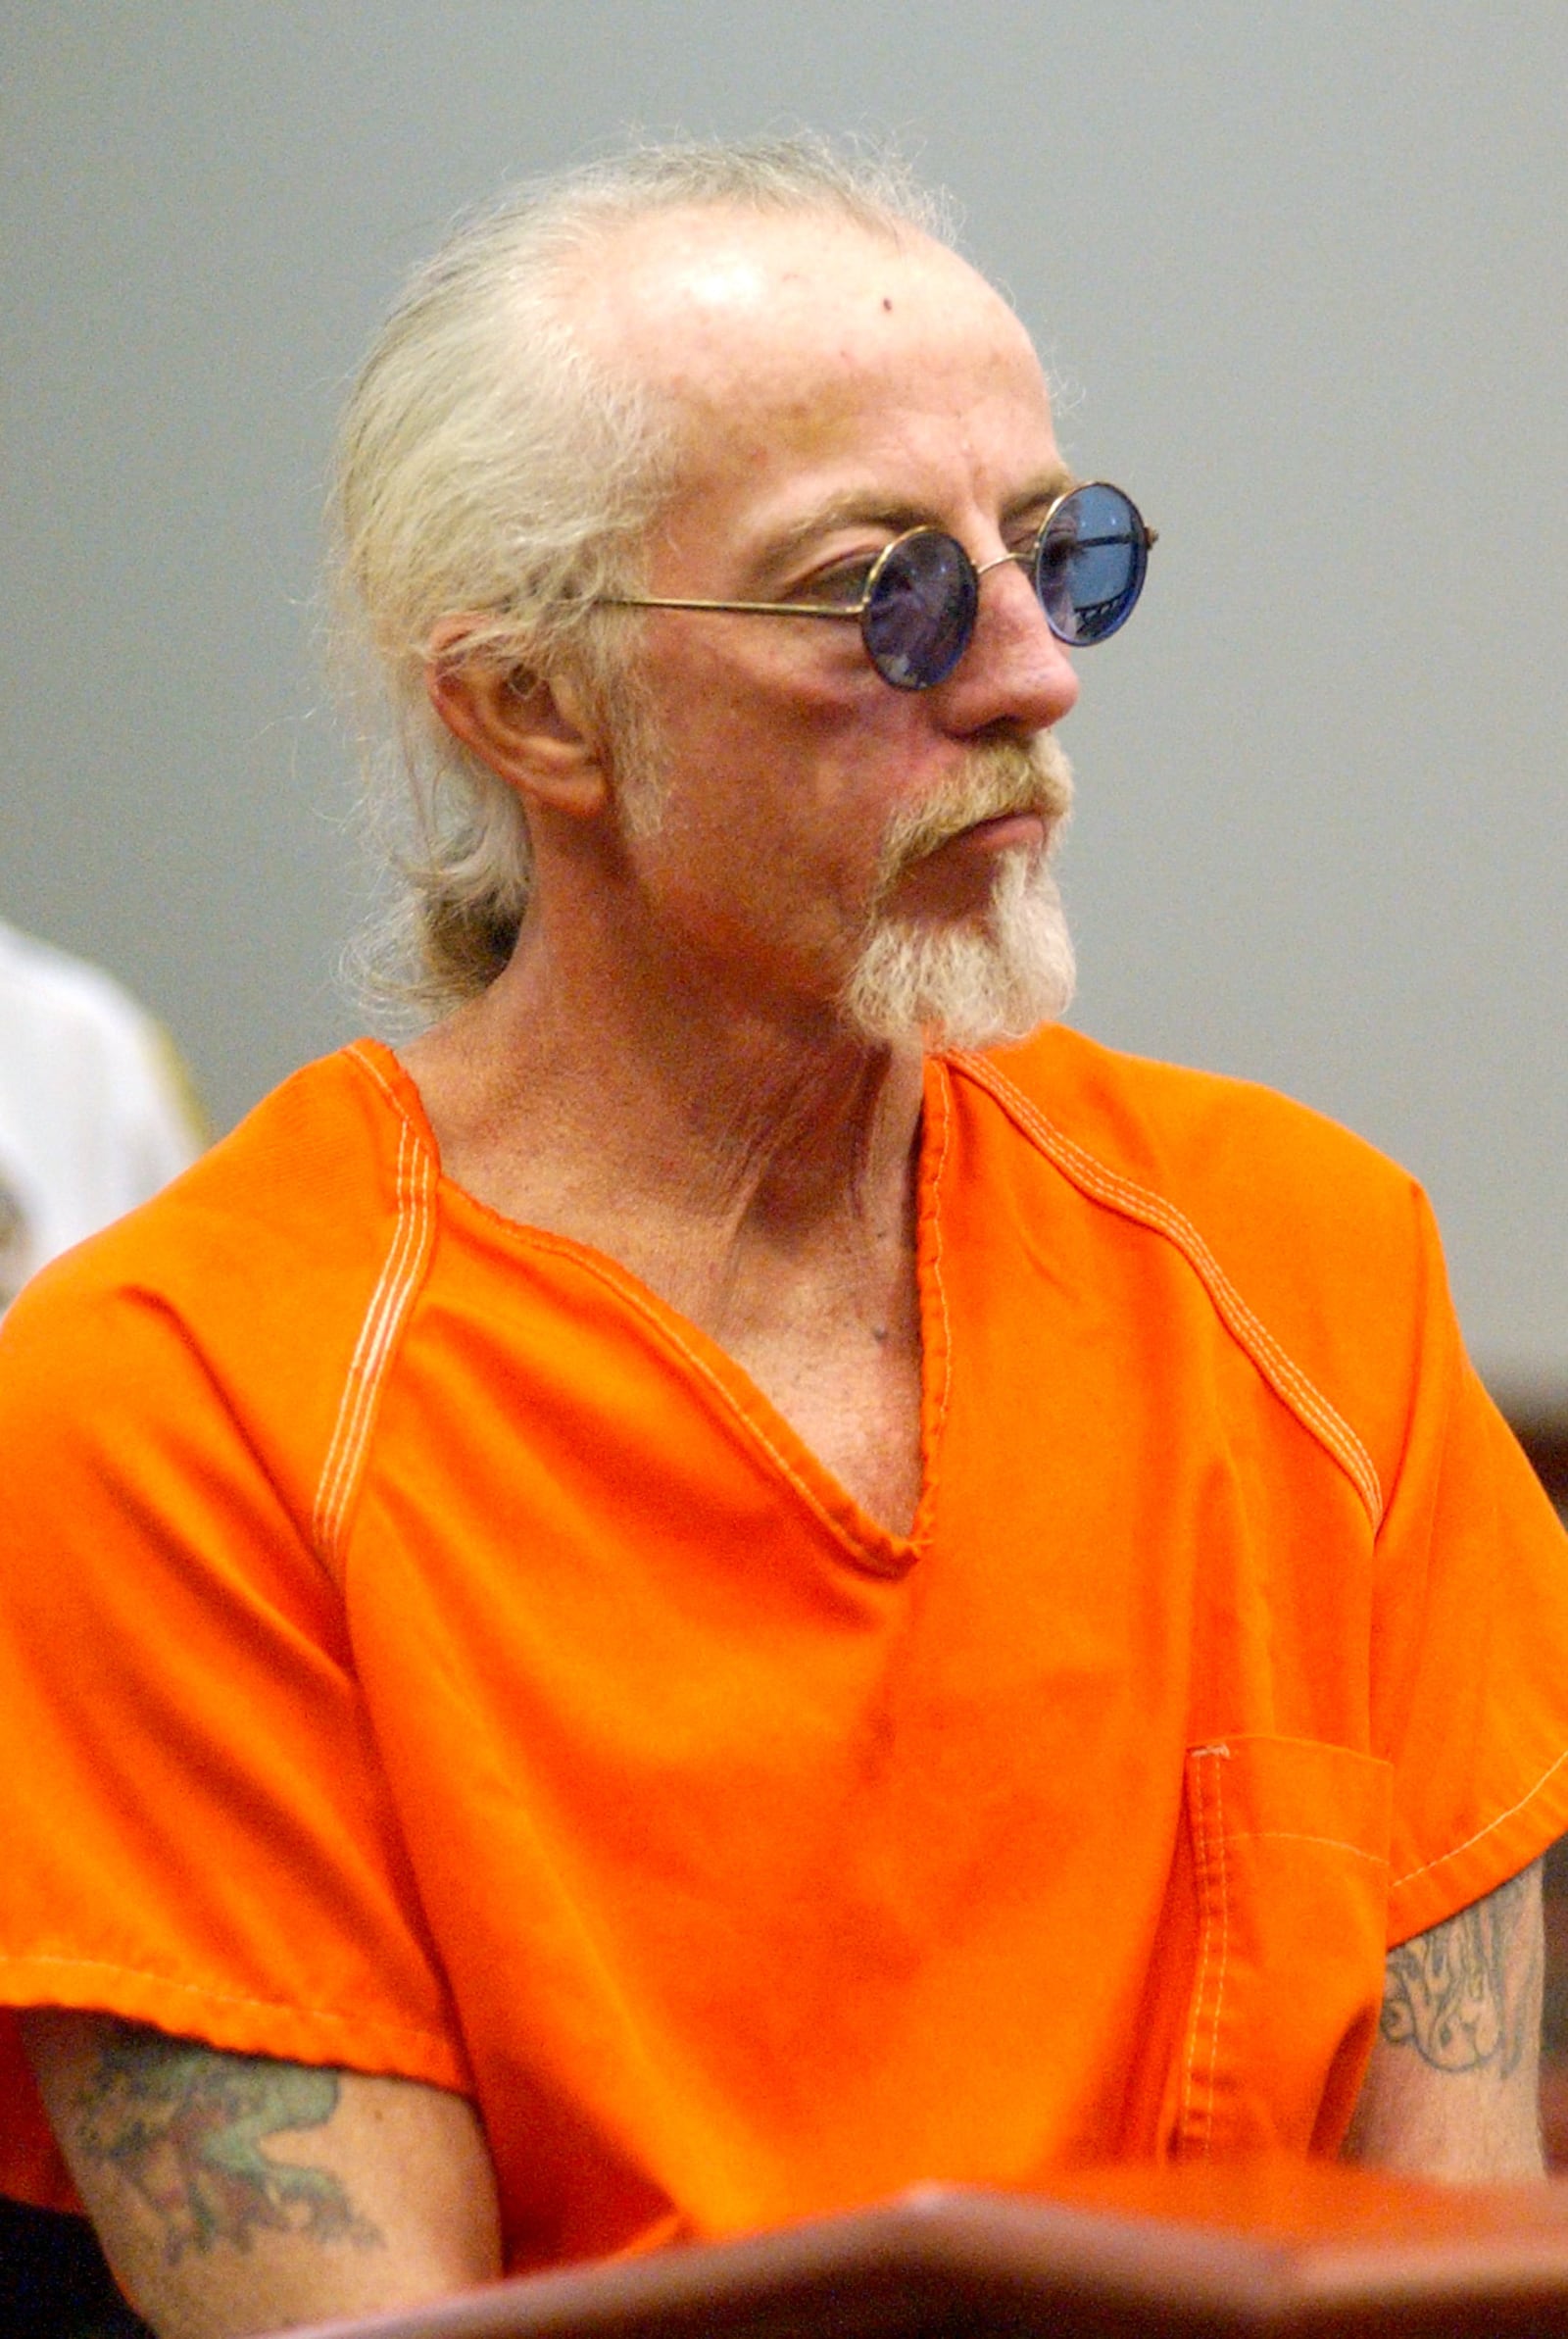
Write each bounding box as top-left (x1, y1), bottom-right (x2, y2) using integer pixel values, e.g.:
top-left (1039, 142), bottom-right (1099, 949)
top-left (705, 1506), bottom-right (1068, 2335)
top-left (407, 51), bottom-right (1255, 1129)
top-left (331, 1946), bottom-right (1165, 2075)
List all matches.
top-left (842, 843), bottom-right (1076, 1050)
top-left (841, 731), bottom-right (1077, 1050)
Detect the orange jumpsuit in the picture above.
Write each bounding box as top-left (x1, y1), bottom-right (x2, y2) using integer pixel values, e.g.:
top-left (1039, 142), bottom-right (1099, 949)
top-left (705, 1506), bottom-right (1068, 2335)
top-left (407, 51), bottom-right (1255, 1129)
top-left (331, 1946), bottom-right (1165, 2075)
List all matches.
top-left (1, 1028), bottom-right (1565, 2270)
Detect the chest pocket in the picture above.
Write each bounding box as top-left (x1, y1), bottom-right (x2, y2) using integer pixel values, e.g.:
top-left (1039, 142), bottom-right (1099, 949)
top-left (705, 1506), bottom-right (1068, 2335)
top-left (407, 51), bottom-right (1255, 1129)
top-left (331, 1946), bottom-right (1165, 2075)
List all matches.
top-left (1169, 1733), bottom-right (1393, 2159)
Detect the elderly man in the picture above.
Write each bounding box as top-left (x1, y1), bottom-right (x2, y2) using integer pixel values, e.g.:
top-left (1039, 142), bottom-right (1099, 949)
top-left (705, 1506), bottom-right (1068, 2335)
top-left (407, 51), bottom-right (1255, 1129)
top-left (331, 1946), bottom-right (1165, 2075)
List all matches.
top-left (1, 138), bottom-right (1565, 2338)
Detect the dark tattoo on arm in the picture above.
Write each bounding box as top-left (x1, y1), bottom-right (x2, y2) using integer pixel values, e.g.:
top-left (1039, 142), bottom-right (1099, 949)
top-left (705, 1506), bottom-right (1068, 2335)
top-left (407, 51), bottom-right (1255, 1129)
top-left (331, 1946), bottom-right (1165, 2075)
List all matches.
top-left (1380, 1866), bottom-right (1544, 2077)
top-left (74, 2032), bottom-right (383, 2266)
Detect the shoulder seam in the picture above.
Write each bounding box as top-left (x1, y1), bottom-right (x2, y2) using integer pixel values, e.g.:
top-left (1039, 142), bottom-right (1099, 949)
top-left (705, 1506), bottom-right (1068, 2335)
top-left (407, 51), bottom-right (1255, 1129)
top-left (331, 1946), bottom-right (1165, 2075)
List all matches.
top-left (1391, 1743), bottom-right (1568, 1894)
top-left (311, 1046), bottom-right (438, 1568)
top-left (952, 1051), bottom-right (1386, 1528)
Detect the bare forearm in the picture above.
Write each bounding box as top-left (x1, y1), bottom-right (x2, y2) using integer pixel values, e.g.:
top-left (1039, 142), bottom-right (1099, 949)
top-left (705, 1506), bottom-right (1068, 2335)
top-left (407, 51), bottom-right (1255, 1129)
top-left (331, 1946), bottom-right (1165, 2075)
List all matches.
top-left (1345, 1862), bottom-right (1544, 2181)
top-left (23, 2012), bottom-right (502, 2337)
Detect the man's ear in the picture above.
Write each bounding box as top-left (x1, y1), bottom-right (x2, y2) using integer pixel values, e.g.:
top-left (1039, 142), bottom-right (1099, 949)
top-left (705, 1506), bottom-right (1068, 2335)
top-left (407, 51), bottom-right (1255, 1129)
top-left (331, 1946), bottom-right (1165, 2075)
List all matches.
top-left (425, 621), bottom-right (608, 818)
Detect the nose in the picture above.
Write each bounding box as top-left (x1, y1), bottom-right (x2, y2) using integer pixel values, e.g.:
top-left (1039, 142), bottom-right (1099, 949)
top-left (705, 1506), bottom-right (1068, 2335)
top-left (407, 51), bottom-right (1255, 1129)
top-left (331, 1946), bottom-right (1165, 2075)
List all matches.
top-left (941, 552), bottom-right (1080, 732)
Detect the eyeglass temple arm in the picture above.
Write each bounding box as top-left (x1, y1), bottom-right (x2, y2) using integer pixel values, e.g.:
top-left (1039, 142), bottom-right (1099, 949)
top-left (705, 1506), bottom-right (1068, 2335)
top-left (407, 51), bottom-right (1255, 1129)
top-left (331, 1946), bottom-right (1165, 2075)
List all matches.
top-left (594, 595), bottom-right (865, 620)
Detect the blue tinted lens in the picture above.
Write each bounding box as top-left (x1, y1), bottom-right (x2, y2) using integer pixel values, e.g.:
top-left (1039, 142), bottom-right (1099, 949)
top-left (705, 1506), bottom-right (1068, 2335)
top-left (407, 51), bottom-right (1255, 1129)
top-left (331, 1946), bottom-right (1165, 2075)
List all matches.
top-left (1035, 483), bottom-right (1149, 644)
top-left (861, 530), bottom-right (979, 689)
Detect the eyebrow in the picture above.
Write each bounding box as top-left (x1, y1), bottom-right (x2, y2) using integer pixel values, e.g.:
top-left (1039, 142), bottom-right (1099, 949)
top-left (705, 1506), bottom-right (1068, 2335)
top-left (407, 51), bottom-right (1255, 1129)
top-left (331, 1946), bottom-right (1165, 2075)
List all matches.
top-left (749, 494), bottom-right (931, 589)
top-left (751, 468), bottom-right (1081, 588)
top-left (1003, 468), bottom-right (1082, 521)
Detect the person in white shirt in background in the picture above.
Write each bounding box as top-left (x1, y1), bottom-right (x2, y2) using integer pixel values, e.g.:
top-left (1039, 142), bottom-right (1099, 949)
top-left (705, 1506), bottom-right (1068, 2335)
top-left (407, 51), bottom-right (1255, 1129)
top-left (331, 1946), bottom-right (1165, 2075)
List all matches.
top-left (0, 920), bottom-right (204, 1313)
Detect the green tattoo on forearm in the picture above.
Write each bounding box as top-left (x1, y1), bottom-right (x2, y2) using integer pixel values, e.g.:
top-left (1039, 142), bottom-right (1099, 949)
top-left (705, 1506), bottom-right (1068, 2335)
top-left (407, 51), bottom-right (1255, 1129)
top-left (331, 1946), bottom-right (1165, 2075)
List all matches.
top-left (1380, 1868), bottom-right (1542, 2076)
top-left (75, 2032), bottom-right (383, 2265)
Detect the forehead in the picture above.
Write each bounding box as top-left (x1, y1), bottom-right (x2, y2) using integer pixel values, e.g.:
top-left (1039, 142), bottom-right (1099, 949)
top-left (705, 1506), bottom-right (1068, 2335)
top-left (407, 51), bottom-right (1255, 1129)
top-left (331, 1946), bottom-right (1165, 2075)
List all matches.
top-left (569, 206), bottom-right (1057, 533)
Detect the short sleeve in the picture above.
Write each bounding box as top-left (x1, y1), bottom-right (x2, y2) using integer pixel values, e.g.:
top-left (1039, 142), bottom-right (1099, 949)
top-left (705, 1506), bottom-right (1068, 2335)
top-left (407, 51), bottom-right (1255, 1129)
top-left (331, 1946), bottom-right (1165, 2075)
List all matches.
top-left (0, 1243), bottom-right (470, 2203)
top-left (1370, 1186), bottom-right (1568, 1940)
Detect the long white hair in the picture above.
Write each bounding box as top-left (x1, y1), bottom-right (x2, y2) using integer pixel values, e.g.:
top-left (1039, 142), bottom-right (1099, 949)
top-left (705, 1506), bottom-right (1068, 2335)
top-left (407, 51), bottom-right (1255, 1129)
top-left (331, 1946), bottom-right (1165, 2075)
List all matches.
top-left (329, 136), bottom-right (952, 1013)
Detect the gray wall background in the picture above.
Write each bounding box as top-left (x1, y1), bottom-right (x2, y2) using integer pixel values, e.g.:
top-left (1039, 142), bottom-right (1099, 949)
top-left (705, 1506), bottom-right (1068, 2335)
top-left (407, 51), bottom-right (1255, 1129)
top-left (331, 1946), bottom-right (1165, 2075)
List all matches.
top-left (3, 2), bottom-right (1564, 1393)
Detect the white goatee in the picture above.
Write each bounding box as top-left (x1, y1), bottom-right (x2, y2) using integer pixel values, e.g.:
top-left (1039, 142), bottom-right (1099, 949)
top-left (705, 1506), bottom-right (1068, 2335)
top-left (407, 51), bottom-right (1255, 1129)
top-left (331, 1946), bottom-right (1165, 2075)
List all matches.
top-left (842, 735), bottom-right (1077, 1051)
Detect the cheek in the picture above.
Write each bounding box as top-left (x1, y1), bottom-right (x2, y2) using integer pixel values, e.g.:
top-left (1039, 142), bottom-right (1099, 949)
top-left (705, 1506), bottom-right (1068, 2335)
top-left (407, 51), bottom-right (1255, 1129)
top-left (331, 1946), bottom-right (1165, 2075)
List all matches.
top-left (645, 616), bottom-right (891, 756)
top-left (637, 637), bottom-right (941, 909)
top-left (655, 653), bottom-right (923, 825)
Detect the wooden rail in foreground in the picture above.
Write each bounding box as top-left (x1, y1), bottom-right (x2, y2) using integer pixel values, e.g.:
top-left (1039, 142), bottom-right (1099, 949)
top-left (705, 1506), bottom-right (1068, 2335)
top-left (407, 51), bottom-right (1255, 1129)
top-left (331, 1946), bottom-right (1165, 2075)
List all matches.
top-left (278, 2159), bottom-right (1568, 2339)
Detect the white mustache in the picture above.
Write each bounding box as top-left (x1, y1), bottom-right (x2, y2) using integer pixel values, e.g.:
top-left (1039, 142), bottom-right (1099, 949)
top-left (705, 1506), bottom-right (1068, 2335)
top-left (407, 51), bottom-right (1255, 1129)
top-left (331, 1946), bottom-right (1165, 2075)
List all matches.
top-left (871, 735), bottom-right (1074, 905)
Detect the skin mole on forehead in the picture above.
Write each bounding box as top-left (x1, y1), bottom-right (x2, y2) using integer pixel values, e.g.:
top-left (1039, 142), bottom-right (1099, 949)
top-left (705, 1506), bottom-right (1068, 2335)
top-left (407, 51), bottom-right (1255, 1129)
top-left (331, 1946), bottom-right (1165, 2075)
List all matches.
top-left (882, 296), bottom-right (893, 312)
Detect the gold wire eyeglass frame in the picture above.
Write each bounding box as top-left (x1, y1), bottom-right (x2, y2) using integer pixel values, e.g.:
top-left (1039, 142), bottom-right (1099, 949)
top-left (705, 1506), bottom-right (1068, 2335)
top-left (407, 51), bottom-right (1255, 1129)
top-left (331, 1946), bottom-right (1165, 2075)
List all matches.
top-left (590, 481), bottom-right (1156, 637)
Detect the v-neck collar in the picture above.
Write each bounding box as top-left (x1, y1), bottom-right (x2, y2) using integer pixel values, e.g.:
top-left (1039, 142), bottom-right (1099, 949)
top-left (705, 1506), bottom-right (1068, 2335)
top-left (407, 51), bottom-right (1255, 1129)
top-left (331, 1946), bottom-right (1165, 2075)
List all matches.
top-left (352, 1039), bottom-right (956, 1579)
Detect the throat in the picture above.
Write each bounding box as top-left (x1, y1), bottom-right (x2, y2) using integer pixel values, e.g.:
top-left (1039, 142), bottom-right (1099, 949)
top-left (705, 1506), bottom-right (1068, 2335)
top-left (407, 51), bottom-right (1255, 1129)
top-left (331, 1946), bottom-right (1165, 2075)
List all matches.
top-left (396, 998), bottom-right (930, 1535)
top-left (715, 1298), bottom-right (925, 1541)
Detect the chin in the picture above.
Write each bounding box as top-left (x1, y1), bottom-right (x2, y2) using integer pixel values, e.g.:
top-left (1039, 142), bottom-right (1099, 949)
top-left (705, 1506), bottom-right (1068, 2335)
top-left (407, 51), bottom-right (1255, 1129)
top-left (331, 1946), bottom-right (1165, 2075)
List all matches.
top-left (841, 853), bottom-right (1077, 1052)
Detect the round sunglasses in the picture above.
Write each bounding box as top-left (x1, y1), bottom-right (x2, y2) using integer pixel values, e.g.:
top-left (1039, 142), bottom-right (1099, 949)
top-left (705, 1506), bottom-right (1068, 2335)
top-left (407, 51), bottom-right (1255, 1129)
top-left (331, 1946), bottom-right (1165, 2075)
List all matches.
top-left (595, 481), bottom-right (1154, 691)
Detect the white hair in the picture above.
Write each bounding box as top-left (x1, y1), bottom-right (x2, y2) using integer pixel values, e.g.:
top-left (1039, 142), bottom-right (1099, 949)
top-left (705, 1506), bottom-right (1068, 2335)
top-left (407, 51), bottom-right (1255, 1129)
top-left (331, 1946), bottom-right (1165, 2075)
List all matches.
top-left (330, 135), bottom-right (954, 1013)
